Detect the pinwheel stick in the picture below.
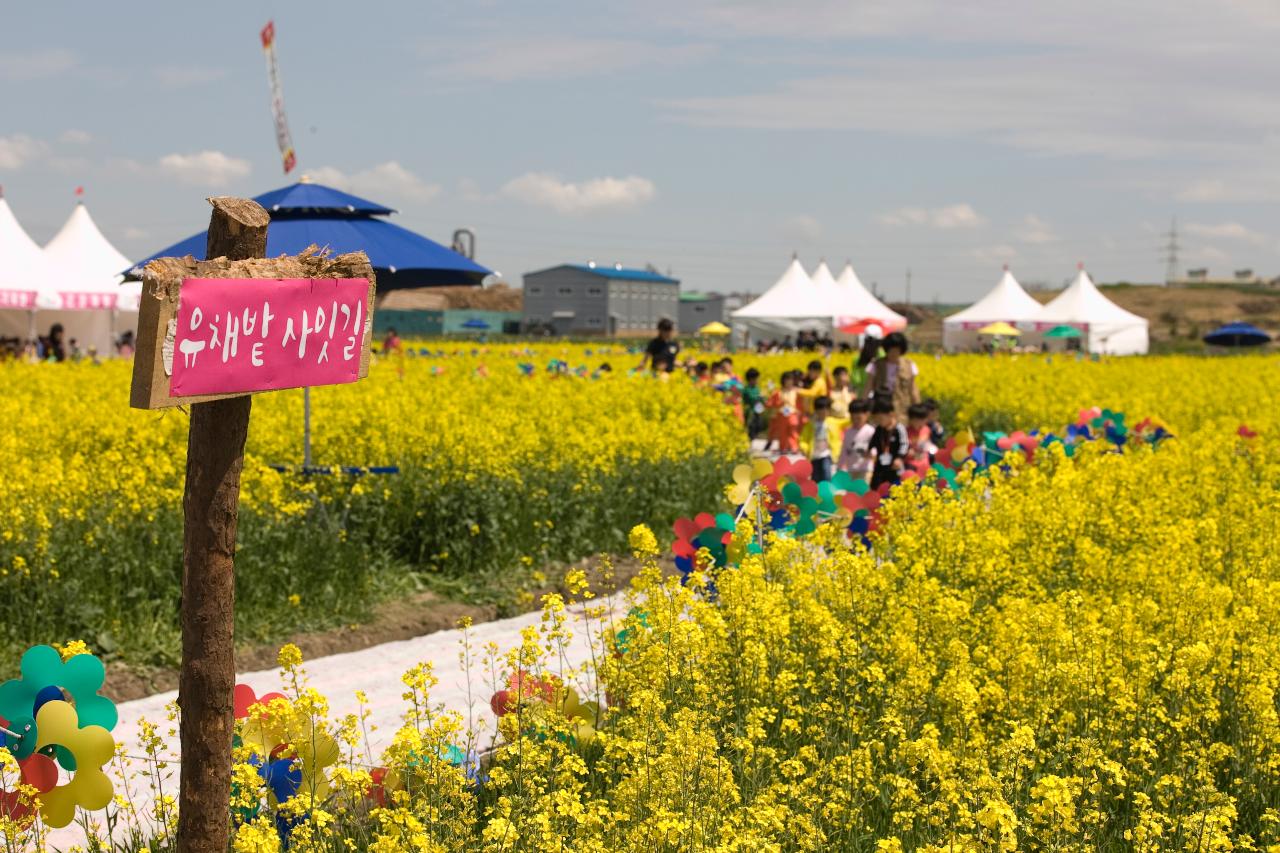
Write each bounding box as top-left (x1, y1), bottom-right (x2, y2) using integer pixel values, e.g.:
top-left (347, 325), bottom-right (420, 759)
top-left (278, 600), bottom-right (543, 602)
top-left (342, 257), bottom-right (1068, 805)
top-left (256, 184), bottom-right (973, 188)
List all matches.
top-left (0, 724), bottom-right (21, 740)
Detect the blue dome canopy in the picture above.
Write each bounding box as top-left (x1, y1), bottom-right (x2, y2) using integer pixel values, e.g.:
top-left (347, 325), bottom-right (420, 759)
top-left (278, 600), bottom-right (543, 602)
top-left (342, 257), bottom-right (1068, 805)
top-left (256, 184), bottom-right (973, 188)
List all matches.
top-left (127, 180), bottom-right (489, 290)
top-left (1203, 322), bottom-right (1271, 347)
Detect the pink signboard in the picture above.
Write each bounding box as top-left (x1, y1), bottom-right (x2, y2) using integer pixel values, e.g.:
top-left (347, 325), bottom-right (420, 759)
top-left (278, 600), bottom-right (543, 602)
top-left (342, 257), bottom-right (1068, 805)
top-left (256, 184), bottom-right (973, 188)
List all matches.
top-left (170, 277), bottom-right (368, 396)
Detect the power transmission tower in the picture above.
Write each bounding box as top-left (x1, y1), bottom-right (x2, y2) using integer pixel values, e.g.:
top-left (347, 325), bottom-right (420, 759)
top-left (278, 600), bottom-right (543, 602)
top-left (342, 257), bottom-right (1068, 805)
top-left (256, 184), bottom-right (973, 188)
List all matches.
top-left (1161, 217), bottom-right (1181, 285)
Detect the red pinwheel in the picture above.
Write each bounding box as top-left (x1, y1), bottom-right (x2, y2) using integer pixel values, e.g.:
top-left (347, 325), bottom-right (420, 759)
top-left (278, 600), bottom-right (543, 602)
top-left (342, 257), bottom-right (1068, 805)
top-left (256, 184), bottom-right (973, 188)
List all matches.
top-left (0, 751), bottom-right (58, 823)
top-left (234, 684), bottom-right (287, 723)
top-left (491, 670), bottom-right (559, 718)
top-left (761, 457), bottom-right (818, 499)
top-left (995, 430), bottom-right (1038, 461)
top-left (1076, 406), bottom-right (1101, 427)
top-left (1238, 424), bottom-right (1257, 440)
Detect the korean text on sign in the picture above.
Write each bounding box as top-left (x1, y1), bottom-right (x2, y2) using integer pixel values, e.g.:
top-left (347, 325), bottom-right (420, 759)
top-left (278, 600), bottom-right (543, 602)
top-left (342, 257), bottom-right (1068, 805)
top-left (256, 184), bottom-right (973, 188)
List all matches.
top-left (170, 277), bottom-right (368, 396)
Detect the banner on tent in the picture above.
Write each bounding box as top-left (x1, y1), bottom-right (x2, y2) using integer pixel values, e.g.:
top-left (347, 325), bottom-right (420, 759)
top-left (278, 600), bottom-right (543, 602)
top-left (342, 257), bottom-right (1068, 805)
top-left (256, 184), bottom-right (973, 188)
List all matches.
top-left (955, 321), bottom-right (1036, 331)
top-left (0, 290), bottom-right (36, 310)
top-left (59, 293), bottom-right (118, 311)
top-left (1034, 322), bottom-right (1088, 332)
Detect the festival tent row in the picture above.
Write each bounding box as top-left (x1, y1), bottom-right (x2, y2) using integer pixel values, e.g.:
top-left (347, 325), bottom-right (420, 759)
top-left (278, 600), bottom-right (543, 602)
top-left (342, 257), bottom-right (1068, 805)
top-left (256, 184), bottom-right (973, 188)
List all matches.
top-left (732, 258), bottom-right (906, 335)
top-left (943, 265), bottom-right (1149, 355)
top-left (0, 192), bottom-right (139, 355)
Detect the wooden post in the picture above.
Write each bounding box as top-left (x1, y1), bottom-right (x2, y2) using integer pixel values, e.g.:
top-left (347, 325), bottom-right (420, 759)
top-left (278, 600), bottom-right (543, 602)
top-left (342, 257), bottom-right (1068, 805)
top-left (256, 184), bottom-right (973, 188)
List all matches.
top-left (177, 197), bottom-right (269, 853)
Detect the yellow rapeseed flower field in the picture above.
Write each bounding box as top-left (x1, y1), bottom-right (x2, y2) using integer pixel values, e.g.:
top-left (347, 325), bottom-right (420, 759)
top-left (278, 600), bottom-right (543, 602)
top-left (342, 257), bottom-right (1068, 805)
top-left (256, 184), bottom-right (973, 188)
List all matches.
top-left (4, 347), bottom-right (1280, 850)
top-left (0, 347), bottom-right (743, 663)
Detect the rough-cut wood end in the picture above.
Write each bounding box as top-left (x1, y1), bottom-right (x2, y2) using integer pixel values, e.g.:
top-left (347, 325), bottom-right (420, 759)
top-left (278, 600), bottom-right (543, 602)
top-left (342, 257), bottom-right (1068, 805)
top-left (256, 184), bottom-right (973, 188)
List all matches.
top-left (207, 196), bottom-right (270, 229)
top-left (129, 247), bottom-right (376, 409)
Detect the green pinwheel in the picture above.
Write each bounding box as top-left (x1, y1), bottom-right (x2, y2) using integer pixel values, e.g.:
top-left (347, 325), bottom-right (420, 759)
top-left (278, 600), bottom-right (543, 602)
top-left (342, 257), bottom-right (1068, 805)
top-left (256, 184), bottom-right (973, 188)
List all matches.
top-left (0, 645), bottom-right (117, 733)
top-left (930, 463), bottom-right (960, 491)
top-left (780, 481), bottom-right (820, 536)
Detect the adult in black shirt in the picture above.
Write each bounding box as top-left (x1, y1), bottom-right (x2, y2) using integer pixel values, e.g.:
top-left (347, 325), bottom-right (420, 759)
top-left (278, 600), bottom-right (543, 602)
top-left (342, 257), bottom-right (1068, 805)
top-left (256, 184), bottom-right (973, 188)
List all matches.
top-left (641, 318), bottom-right (680, 373)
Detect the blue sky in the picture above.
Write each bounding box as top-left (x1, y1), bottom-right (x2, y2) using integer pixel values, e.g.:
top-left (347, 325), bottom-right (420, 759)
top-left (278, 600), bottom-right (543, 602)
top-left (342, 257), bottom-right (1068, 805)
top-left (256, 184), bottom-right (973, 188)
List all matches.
top-left (3, 0), bottom-right (1279, 301)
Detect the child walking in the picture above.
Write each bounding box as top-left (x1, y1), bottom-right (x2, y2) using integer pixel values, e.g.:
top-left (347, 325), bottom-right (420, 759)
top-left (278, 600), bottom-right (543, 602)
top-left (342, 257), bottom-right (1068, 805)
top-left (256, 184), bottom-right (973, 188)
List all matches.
top-left (837, 399), bottom-right (876, 481)
top-left (828, 366), bottom-right (855, 419)
top-left (742, 368), bottom-right (767, 443)
top-left (869, 398), bottom-right (909, 490)
top-left (800, 396), bottom-right (846, 482)
top-left (766, 370), bottom-right (803, 453)
top-left (905, 403), bottom-right (935, 479)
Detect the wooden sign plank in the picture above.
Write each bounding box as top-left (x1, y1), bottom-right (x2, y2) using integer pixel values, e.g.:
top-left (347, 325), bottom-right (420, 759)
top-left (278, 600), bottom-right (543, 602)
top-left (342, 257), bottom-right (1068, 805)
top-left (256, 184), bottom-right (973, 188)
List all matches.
top-left (130, 248), bottom-right (375, 409)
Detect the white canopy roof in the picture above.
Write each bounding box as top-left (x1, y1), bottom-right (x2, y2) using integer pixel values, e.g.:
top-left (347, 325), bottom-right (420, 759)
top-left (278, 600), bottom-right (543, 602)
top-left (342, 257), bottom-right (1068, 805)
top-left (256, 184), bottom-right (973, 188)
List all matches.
top-left (1039, 268), bottom-right (1146, 326)
top-left (733, 258), bottom-right (832, 319)
top-left (1038, 267), bottom-right (1148, 355)
top-left (0, 196), bottom-right (58, 311)
top-left (834, 262), bottom-right (907, 328)
top-left (43, 203), bottom-right (139, 312)
top-left (944, 267), bottom-right (1045, 327)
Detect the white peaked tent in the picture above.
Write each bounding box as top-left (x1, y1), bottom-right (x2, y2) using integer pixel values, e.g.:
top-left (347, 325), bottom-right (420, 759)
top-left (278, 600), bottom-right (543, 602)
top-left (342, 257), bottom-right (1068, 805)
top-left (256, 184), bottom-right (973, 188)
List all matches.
top-left (0, 194), bottom-right (59, 345)
top-left (943, 266), bottom-right (1045, 352)
top-left (733, 257), bottom-right (831, 320)
top-left (834, 262), bottom-right (906, 330)
top-left (42, 203), bottom-right (140, 356)
top-left (1037, 267), bottom-right (1148, 355)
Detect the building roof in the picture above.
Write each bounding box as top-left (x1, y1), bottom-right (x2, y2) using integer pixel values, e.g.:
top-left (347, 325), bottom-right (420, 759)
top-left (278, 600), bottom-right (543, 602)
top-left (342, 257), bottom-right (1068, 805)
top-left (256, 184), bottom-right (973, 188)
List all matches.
top-left (527, 263), bottom-right (678, 284)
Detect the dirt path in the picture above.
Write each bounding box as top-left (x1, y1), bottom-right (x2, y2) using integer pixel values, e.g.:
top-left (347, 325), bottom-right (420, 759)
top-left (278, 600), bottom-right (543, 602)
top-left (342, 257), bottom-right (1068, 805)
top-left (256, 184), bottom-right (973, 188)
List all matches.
top-left (103, 554), bottom-right (659, 702)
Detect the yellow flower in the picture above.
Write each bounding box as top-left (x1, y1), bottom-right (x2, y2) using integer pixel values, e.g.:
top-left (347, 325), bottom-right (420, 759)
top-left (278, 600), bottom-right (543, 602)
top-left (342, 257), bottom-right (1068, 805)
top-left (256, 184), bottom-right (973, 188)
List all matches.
top-left (628, 523), bottom-right (659, 557)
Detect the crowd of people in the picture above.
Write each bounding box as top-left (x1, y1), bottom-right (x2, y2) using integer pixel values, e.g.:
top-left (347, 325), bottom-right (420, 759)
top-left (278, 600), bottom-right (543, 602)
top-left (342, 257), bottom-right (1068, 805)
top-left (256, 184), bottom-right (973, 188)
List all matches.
top-left (751, 329), bottom-right (844, 353)
top-left (643, 319), bottom-right (947, 489)
top-left (0, 324), bottom-right (135, 363)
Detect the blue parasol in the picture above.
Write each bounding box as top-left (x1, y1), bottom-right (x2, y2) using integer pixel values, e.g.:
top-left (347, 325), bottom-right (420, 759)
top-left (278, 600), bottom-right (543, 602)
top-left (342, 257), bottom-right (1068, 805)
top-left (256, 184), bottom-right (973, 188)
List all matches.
top-left (1203, 322), bottom-right (1271, 347)
top-left (126, 180), bottom-right (489, 291)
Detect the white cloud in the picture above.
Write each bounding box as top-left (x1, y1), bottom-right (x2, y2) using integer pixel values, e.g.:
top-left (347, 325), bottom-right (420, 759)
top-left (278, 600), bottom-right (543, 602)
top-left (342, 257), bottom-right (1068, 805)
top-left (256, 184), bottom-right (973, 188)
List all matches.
top-left (157, 151), bottom-right (251, 187)
top-left (154, 66), bottom-right (228, 89)
top-left (307, 161), bottom-right (441, 203)
top-left (879, 203), bottom-right (985, 229)
top-left (0, 49), bottom-right (77, 81)
top-left (657, 0), bottom-right (1280, 172)
top-left (1187, 246), bottom-right (1230, 264)
top-left (1185, 221), bottom-right (1268, 245)
top-left (423, 35), bottom-right (712, 82)
top-left (779, 214), bottom-right (823, 244)
top-left (500, 172), bottom-right (656, 214)
top-left (0, 135), bottom-right (48, 169)
top-left (123, 226), bottom-right (149, 240)
top-left (59, 129), bottom-right (92, 145)
top-left (970, 244), bottom-right (1019, 265)
top-left (1015, 214), bottom-right (1058, 244)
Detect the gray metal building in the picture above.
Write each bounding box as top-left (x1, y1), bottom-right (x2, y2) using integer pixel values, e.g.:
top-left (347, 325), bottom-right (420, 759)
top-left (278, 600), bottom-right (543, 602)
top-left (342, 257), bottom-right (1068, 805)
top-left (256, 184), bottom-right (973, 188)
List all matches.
top-left (522, 263), bottom-right (680, 336)
top-left (678, 291), bottom-right (745, 334)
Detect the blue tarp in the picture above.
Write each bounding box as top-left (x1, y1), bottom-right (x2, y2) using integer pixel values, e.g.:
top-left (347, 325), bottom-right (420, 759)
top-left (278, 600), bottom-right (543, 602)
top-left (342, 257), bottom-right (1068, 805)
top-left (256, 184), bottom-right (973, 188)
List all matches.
top-left (127, 181), bottom-right (490, 290)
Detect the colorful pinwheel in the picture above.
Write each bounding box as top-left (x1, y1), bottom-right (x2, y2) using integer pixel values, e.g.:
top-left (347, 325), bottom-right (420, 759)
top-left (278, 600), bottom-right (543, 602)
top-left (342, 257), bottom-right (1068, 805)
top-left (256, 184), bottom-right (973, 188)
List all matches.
top-left (0, 645), bottom-right (119, 828)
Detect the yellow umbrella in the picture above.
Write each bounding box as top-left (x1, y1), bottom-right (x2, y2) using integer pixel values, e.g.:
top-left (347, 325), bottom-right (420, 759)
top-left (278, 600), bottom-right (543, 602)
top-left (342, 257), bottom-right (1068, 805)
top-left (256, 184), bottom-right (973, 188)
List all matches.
top-left (698, 321), bottom-right (732, 336)
top-left (977, 321), bottom-right (1021, 336)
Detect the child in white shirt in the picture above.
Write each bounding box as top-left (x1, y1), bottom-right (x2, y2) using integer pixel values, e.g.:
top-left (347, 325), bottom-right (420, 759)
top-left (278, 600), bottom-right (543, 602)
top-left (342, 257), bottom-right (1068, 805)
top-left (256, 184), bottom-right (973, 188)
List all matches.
top-left (837, 399), bottom-right (876, 481)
